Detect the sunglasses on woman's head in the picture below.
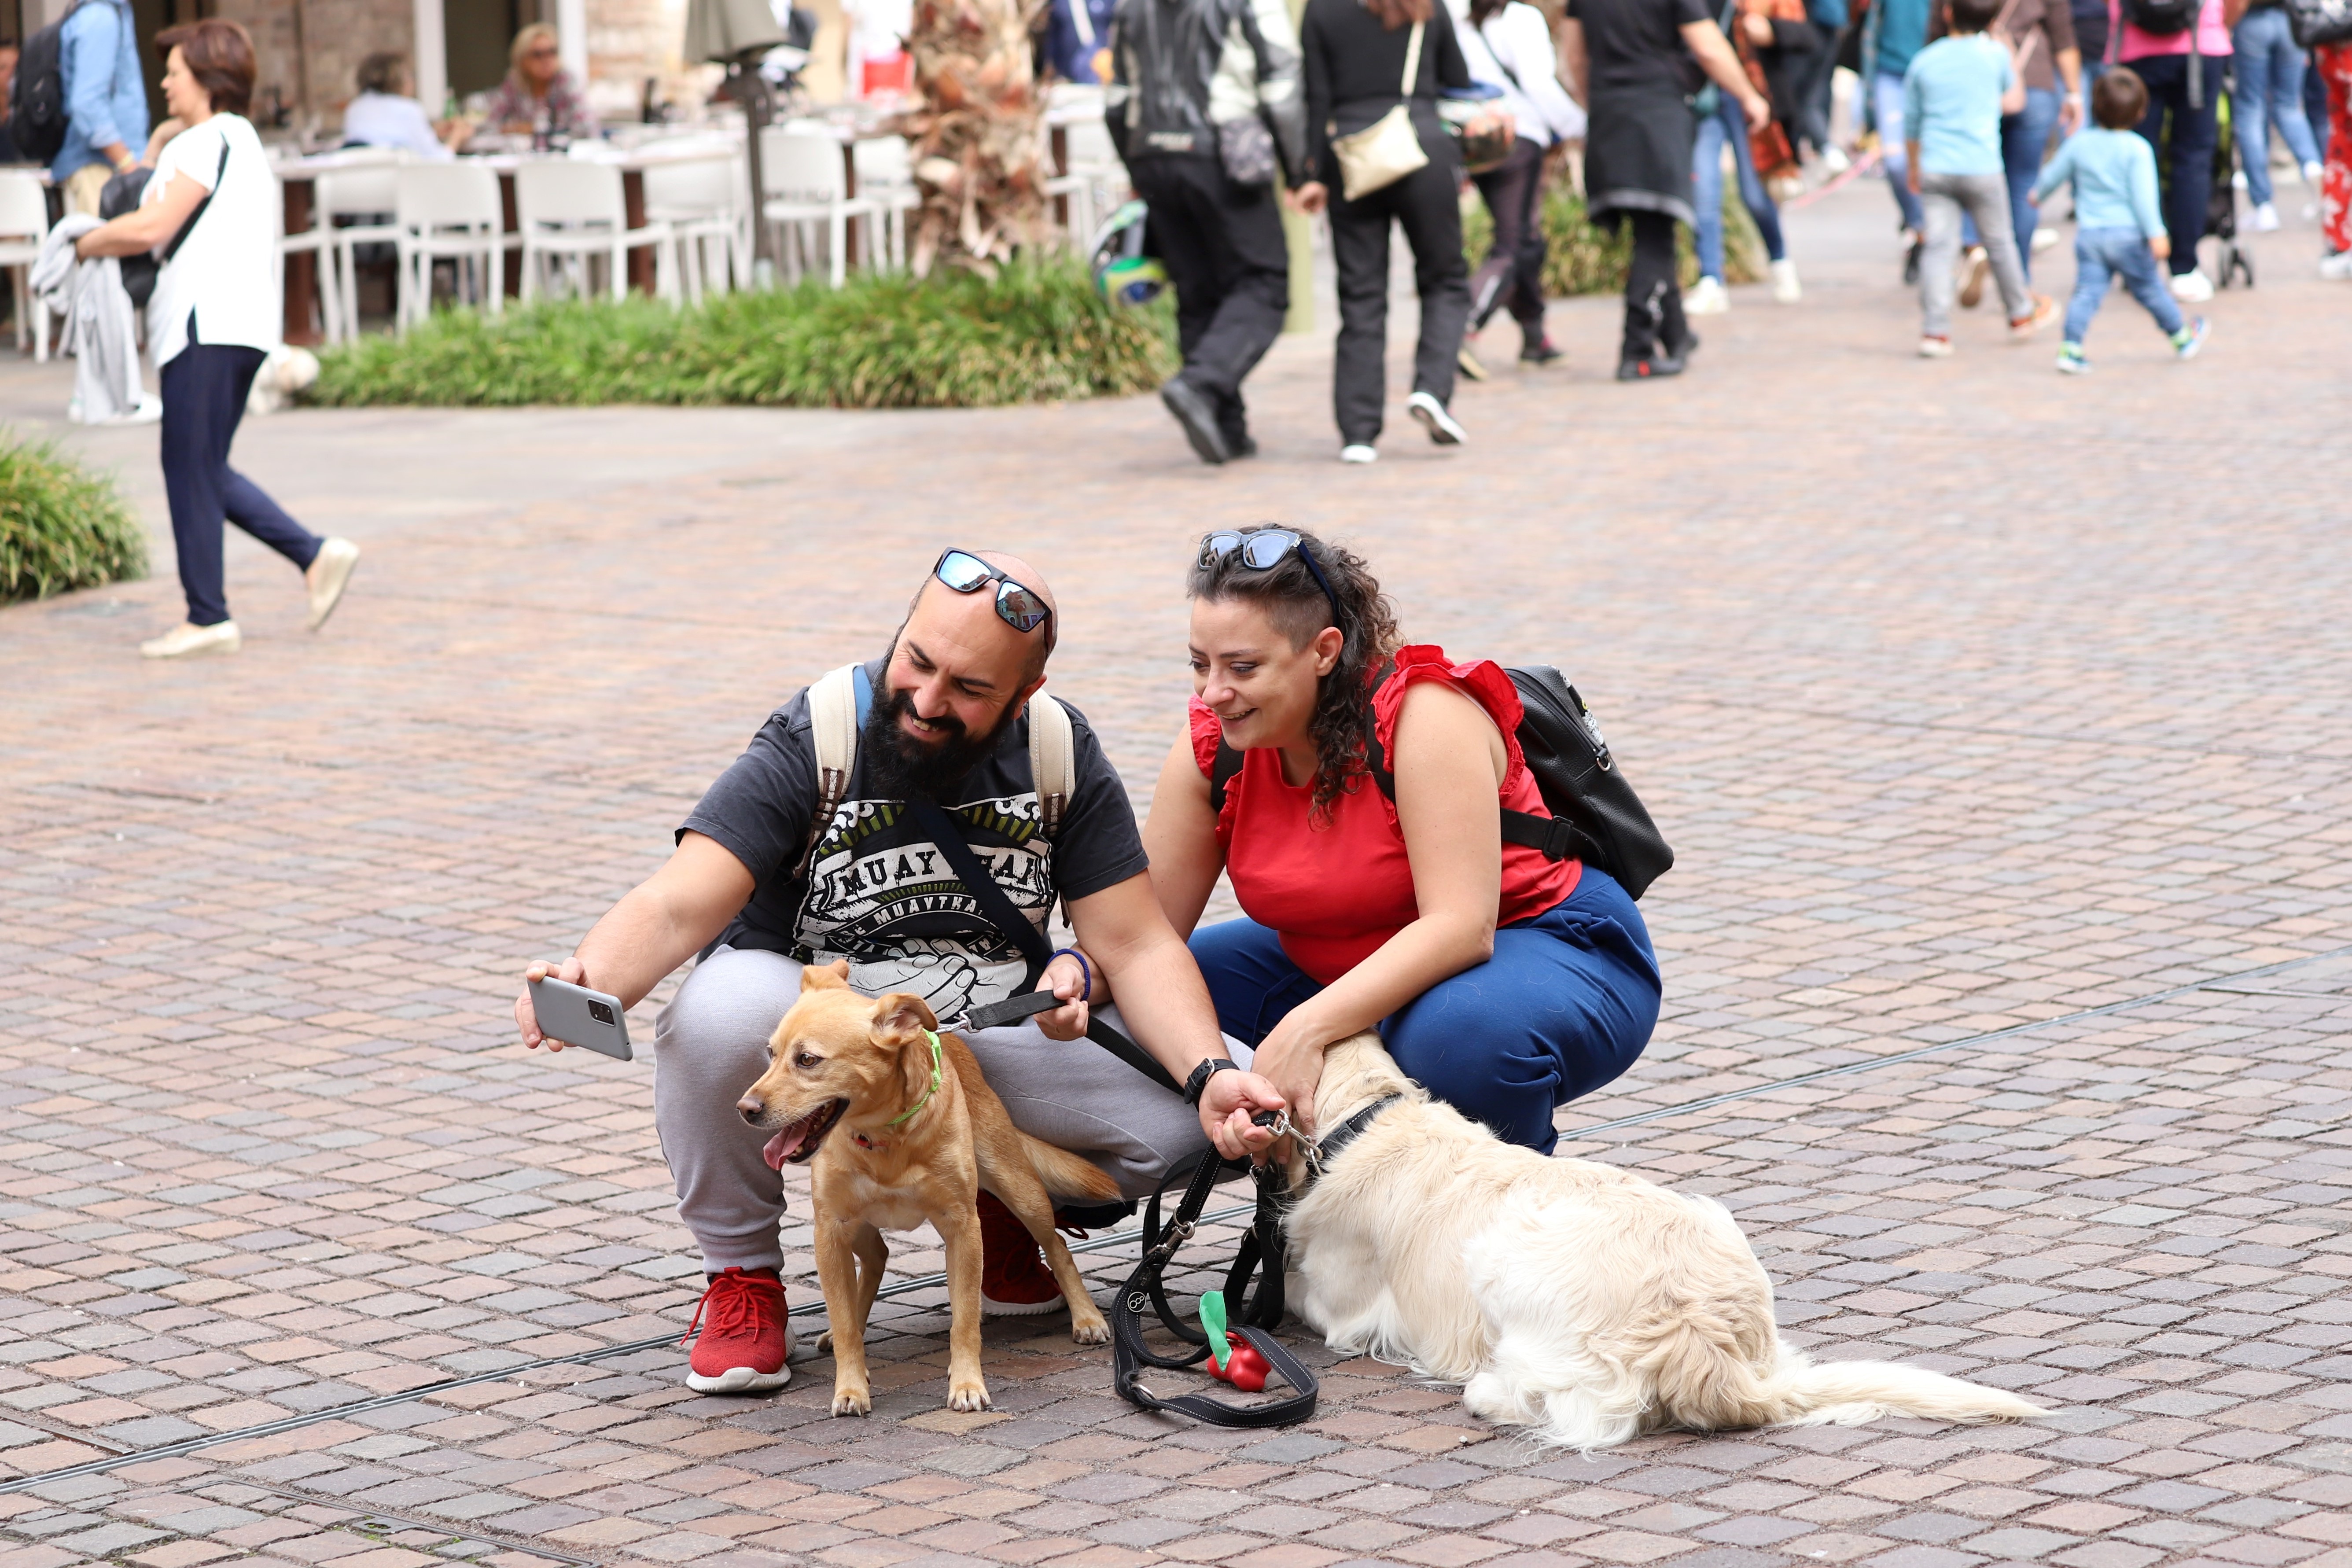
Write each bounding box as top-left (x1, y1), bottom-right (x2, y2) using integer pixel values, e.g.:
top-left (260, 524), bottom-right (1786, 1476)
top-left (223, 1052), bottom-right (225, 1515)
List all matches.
top-left (933, 548), bottom-right (1053, 634)
top-left (1199, 529), bottom-right (1343, 627)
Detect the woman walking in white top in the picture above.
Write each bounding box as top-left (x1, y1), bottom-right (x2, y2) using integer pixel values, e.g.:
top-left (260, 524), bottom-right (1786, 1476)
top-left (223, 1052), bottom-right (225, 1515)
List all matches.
top-left (1451, 0), bottom-right (1586, 372)
top-left (72, 19), bottom-right (357, 659)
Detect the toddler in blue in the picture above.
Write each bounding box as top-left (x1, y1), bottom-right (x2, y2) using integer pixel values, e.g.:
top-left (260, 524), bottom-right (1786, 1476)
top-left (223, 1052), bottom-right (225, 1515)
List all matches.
top-left (2030, 67), bottom-right (2209, 373)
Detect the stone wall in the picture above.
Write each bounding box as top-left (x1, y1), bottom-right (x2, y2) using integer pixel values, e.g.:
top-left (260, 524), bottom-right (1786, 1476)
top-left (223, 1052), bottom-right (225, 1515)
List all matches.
top-left (215, 0), bottom-right (414, 127)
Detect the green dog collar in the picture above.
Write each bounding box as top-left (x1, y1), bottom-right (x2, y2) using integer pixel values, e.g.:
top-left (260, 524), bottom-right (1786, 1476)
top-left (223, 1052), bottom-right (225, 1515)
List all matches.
top-left (885, 1029), bottom-right (945, 1128)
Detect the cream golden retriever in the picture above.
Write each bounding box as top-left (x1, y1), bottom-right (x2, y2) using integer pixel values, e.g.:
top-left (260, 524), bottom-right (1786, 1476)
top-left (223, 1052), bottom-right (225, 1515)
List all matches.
top-left (1279, 1033), bottom-right (2043, 1449)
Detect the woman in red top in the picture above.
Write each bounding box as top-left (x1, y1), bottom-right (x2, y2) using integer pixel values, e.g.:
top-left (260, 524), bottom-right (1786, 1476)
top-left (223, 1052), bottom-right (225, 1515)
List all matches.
top-left (1138, 526), bottom-right (1660, 1148)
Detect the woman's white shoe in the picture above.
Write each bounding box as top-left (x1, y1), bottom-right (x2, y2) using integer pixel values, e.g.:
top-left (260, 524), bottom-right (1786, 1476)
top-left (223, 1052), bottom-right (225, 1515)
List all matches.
top-left (140, 621), bottom-right (241, 659)
top-left (1340, 443), bottom-right (1378, 464)
top-left (1769, 258), bottom-right (1802, 303)
top-left (1684, 276), bottom-right (1730, 315)
top-left (306, 537), bottom-right (361, 630)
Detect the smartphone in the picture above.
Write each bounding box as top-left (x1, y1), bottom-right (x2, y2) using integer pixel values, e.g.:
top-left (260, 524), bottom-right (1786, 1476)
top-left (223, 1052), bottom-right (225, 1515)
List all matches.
top-left (529, 976), bottom-right (633, 1061)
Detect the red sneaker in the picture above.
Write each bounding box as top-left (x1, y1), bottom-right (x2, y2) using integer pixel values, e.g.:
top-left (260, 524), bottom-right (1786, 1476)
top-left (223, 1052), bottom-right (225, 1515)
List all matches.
top-left (682, 1266), bottom-right (793, 1392)
top-left (979, 1190), bottom-right (1063, 1316)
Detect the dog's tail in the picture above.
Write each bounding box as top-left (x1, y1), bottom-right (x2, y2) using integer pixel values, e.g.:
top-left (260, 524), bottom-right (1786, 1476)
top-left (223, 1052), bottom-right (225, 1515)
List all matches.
top-left (1019, 1132), bottom-right (1123, 1204)
top-left (1698, 1345), bottom-right (2045, 1432)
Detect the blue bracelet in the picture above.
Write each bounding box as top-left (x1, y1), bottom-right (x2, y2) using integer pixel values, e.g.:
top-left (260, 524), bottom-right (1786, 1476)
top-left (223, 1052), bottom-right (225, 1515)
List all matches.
top-left (1049, 946), bottom-right (1093, 1003)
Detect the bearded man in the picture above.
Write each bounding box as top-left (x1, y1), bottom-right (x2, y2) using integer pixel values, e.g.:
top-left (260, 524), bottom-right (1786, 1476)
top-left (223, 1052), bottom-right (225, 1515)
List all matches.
top-left (515, 549), bottom-right (1281, 1394)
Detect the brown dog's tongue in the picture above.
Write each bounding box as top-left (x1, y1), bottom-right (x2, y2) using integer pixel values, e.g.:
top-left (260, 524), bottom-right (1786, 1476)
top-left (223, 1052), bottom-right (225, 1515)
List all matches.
top-left (761, 1129), bottom-right (795, 1170)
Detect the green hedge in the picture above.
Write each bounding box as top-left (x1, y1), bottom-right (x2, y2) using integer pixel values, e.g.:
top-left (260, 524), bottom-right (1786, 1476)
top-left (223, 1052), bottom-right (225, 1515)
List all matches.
top-left (1462, 183), bottom-right (1767, 296)
top-left (306, 261), bottom-right (1179, 409)
top-left (0, 434), bottom-right (146, 604)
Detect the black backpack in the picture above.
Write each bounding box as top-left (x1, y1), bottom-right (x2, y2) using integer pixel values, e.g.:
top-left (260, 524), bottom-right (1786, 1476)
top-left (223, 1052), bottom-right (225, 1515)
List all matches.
top-left (1209, 664), bottom-right (1676, 900)
top-left (10, 1), bottom-right (84, 168)
top-left (2119, 0), bottom-right (2198, 33)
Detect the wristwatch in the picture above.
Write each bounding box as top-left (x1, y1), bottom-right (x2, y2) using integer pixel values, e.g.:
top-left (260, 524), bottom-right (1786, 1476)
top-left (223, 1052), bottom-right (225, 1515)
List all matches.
top-left (1182, 1058), bottom-right (1240, 1107)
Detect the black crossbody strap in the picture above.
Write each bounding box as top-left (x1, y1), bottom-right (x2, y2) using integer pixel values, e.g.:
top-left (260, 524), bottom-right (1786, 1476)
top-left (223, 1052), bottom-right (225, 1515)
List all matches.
top-left (902, 797), bottom-right (1182, 1095)
top-left (163, 140), bottom-right (232, 265)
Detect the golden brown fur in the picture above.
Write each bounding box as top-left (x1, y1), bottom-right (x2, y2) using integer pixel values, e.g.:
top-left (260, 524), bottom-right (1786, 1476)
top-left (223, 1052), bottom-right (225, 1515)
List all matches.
top-left (737, 962), bottom-right (1119, 1416)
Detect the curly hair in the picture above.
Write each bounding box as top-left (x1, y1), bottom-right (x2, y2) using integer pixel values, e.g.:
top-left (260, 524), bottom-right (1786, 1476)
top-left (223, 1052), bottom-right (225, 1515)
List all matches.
top-left (1187, 525), bottom-right (1401, 824)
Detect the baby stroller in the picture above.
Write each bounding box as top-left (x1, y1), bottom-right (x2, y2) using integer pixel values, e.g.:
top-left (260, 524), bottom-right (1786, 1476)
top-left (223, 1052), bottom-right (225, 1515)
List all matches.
top-left (2210, 73), bottom-right (2255, 288)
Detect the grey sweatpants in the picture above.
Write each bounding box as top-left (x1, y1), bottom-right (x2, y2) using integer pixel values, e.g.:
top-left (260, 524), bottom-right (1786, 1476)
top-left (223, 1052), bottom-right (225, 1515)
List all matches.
top-left (1919, 169), bottom-right (2032, 337)
top-left (652, 946), bottom-right (1241, 1273)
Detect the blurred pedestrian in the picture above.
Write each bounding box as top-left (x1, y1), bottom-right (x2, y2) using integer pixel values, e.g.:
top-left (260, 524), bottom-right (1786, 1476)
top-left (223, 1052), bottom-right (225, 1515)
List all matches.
top-left (1907, 0), bottom-right (2052, 355)
top-left (343, 52), bottom-right (465, 158)
top-left (1924, 0), bottom-right (2078, 293)
top-left (71, 21), bottom-right (358, 660)
top-left (0, 45), bottom-right (23, 164)
top-left (1046, 0), bottom-right (1120, 82)
top-left (484, 24), bottom-right (599, 142)
top-left (2107, 0), bottom-right (2245, 302)
top-left (1299, 0), bottom-right (1477, 458)
top-left (1689, 0), bottom-right (1805, 315)
top-left (55, 0), bottom-right (147, 216)
top-left (2033, 66), bottom-right (2207, 368)
top-left (1561, 0), bottom-right (1770, 378)
top-left (1104, 0), bottom-right (1308, 463)
top-left (1863, 0), bottom-right (1934, 275)
top-left (1451, 0), bottom-right (1586, 372)
top-left (2231, 0), bottom-right (2324, 231)
top-left (2319, 41), bottom-right (2352, 276)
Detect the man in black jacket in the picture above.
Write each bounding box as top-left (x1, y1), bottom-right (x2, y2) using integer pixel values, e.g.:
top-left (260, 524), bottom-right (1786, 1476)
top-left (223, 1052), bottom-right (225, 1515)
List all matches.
top-left (1106, 0), bottom-right (1308, 463)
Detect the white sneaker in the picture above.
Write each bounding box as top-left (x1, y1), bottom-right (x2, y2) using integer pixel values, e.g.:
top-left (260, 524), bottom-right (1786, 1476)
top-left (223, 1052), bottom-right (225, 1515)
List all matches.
top-left (2304, 160), bottom-right (2326, 185)
top-left (2231, 169), bottom-right (2249, 191)
top-left (305, 537), bottom-right (361, 630)
top-left (1769, 258), bottom-right (1802, 304)
top-left (2252, 202), bottom-right (2281, 232)
top-left (1918, 335), bottom-right (1954, 358)
top-left (140, 621), bottom-right (241, 659)
top-left (2321, 250), bottom-right (2352, 280)
top-left (1821, 145), bottom-right (1851, 173)
top-left (2032, 226), bottom-right (2059, 253)
top-left (1406, 390), bottom-right (1466, 446)
top-left (2169, 268), bottom-right (2214, 302)
top-left (1340, 443), bottom-right (1378, 464)
top-left (1685, 276), bottom-right (1731, 315)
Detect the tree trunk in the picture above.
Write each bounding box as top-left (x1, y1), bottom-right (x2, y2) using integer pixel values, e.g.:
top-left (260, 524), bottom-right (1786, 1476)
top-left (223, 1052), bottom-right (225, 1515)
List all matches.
top-left (899, 0), bottom-right (1049, 274)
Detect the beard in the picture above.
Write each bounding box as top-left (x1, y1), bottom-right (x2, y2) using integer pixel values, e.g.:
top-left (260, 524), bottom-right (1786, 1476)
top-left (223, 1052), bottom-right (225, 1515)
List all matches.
top-left (860, 682), bottom-right (1017, 802)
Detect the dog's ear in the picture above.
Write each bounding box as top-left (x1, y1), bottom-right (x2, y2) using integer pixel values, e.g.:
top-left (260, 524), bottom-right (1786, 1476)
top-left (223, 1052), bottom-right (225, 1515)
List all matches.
top-left (800, 960), bottom-right (852, 993)
top-left (871, 992), bottom-right (938, 1043)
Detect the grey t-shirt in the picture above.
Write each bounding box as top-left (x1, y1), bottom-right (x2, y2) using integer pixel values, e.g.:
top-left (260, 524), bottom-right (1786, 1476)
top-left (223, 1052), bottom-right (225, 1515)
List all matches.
top-left (680, 659), bottom-right (1148, 1020)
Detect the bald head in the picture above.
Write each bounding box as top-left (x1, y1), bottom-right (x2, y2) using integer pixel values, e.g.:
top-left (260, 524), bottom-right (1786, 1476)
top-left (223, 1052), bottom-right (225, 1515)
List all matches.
top-left (905, 550), bottom-right (1058, 685)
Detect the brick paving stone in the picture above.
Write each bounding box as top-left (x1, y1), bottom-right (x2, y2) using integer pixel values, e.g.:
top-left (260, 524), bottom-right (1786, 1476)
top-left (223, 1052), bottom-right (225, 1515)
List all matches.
top-left (5, 177), bottom-right (2352, 1568)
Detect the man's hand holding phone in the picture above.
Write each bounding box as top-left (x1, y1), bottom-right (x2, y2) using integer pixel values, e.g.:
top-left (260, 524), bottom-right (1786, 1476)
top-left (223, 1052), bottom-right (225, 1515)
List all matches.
top-left (517, 958), bottom-right (588, 1049)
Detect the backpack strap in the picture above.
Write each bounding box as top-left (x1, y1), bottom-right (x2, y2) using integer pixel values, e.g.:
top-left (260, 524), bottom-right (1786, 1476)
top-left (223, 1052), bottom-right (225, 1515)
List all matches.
top-left (1360, 659), bottom-right (1592, 864)
top-left (793, 663), bottom-right (869, 878)
top-left (1207, 740), bottom-right (1246, 817)
top-left (1028, 690), bottom-right (1076, 839)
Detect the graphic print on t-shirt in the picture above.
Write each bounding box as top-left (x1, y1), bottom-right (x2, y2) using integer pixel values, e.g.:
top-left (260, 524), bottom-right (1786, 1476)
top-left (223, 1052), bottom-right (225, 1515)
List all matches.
top-left (795, 792), bottom-right (1052, 1021)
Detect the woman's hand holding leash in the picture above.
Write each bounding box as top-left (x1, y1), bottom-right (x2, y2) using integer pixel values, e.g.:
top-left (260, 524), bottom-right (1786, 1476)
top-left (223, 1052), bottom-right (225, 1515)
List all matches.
top-left (1248, 1017), bottom-right (1329, 1141)
top-left (1201, 1069), bottom-right (1287, 1162)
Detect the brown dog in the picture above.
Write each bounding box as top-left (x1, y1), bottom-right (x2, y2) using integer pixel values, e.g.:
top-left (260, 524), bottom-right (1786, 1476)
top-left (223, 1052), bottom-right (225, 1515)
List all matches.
top-left (737, 961), bottom-right (1120, 1416)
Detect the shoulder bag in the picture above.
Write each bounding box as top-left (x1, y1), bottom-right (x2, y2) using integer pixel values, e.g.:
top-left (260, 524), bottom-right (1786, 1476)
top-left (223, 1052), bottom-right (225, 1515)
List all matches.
top-left (1330, 19), bottom-right (1429, 199)
top-left (100, 137), bottom-right (231, 312)
top-left (2286, 0), bottom-right (2352, 45)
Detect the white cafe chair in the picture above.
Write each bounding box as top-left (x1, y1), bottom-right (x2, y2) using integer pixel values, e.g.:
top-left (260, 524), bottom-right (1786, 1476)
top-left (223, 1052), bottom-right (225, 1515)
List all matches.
top-left (394, 162), bottom-right (516, 331)
top-left (514, 159), bottom-right (677, 304)
top-left (0, 171), bottom-right (52, 359)
top-left (759, 124), bottom-right (880, 288)
top-left (850, 136), bottom-right (922, 272)
top-left (1042, 118), bottom-right (1124, 251)
top-left (315, 153), bottom-right (407, 339)
top-left (642, 153), bottom-right (750, 303)
top-left (273, 172), bottom-right (344, 346)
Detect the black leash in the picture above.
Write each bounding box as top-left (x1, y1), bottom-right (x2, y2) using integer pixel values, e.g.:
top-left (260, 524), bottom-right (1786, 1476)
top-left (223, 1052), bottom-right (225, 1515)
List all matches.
top-left (1110, 1139), bottom-right (1319, 1427)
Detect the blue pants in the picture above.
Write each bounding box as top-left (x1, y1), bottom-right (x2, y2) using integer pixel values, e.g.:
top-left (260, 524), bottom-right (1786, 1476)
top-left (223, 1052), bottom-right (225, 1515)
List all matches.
top-left (2234, 7), bottom-right (2323, 206)
top-left (1694, 95), bottom-right (1787, 282)
top-left (2132, 53), bottom-right (2224, 276)
top-left (2063, 225), bottom-right (2184, 344)
top-left (160, 339), bottom-right (319, 627)
top-left (1875, 71), bottom-right (1927, 233)
top-left (2002, 87), bottom-right (2063, 280)
top-left (1189, 869), bottom-right (1661, 1154)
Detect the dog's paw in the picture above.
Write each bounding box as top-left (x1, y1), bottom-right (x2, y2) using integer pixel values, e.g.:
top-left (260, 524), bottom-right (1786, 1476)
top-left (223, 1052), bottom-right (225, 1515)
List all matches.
top-left (1069, 1308), bottom-right (1111, 1346)
top-left (814, 1329), bottom-right (832, 1354)
top-left (947, 1380), bottom-right (992, 1413)
top-left (830, 1384), bottom-right (871, 1417)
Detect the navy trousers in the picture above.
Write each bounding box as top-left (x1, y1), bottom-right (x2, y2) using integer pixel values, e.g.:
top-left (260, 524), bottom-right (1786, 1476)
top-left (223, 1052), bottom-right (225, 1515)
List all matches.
top-left (161, 340), bottom-right (318, 627)
top-left (1190, 868), bottom-right (1662, 1154)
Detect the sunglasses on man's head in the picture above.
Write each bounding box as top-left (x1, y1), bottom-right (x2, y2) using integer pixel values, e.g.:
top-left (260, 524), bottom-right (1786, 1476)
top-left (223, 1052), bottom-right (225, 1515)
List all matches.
top-left (1199, 529), bottom-right (1343, 627)
top-left (934, 549), bottom-right (1053, 634)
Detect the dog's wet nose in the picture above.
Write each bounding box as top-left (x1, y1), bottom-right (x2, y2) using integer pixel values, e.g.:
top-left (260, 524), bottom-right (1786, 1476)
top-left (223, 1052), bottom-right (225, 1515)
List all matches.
top-left (737, 1097), bottom-right (762, 1123)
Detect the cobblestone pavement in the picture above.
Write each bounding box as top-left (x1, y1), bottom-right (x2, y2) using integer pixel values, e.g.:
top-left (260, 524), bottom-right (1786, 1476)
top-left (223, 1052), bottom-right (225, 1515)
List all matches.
top-left (3, 179), bottom-right (2350, 1568)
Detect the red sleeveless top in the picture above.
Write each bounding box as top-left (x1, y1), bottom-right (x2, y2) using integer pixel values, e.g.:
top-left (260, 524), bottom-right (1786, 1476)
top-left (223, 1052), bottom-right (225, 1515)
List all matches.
top-left (1192, 645), bottom-right (1582, 986)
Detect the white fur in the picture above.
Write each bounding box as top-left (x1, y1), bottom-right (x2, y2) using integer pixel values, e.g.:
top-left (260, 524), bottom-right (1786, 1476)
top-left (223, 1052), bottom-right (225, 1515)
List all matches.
top-left (1286, 1035), bottom-right (2045, 1450)
top-left (246, 346), bottom-right (319, 415)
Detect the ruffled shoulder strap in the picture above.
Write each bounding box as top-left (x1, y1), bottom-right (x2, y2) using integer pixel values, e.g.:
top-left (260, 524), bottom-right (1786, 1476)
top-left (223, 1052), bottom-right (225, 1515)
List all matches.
top-left (1369, 645), bottom-right (1528, 788)
top-left (1188, 695), bottom-right (1223, 776)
